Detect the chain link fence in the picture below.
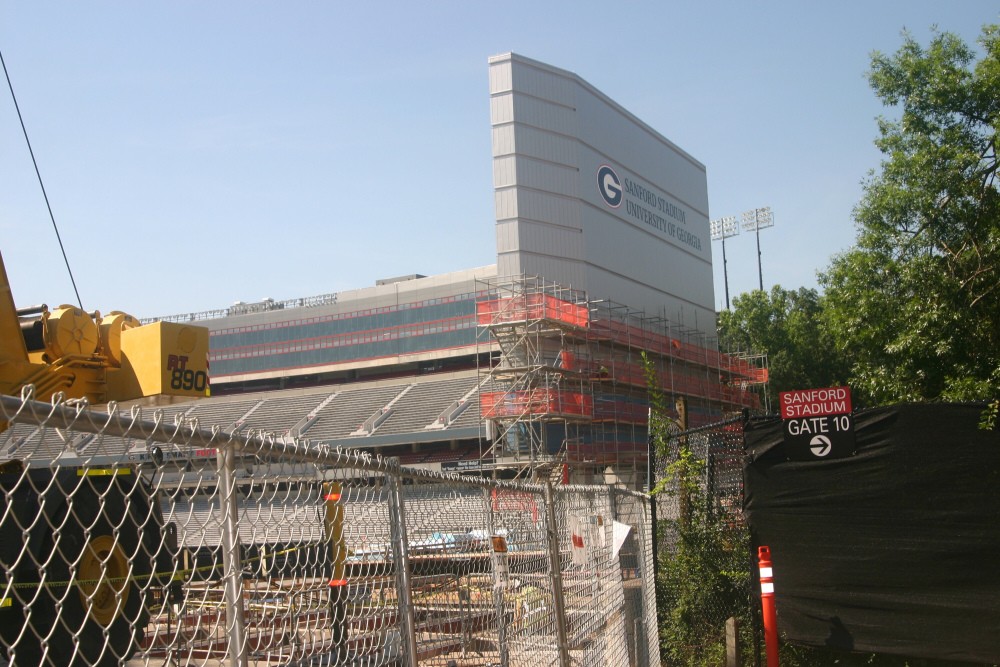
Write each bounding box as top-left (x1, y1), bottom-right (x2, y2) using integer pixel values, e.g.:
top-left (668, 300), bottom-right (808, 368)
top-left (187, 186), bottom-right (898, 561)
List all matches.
top-left (0, 391), bottom-right (659, 667)
top-left (652, 416), bottom-right (757, 666)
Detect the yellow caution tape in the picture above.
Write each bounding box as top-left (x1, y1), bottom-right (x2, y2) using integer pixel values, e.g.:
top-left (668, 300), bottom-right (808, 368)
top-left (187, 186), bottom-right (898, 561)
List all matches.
top-left (76, 468), bottom-right (131, 477)
top-left (8, 544), bottom-right (323, 590)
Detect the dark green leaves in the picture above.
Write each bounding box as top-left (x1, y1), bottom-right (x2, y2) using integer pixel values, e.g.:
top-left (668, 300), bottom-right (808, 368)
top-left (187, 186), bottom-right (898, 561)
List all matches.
top-left (820, 25), bottom-right (1000, 406)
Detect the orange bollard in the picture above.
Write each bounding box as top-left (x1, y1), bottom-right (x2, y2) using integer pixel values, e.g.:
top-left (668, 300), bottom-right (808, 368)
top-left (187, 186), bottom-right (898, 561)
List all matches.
top-left (758, 546), bottom-right (779, 667)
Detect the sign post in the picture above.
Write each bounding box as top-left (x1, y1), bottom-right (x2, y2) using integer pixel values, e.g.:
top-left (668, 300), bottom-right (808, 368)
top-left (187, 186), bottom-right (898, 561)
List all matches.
top-left (779, 386), bottom-right (855, 460)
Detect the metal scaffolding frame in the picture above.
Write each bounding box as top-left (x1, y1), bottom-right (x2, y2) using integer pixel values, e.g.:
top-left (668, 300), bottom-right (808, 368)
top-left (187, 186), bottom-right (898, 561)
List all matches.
top-left (475, 276), bottom-right (767, 484)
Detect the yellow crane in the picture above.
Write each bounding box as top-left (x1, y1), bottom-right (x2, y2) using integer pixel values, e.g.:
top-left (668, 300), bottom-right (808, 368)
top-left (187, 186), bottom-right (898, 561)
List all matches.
top-left (0, 248), bottom-right (209, 407)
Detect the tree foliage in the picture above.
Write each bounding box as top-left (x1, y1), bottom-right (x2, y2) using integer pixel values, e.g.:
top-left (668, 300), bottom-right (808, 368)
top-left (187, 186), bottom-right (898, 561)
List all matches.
top-left (819, 25), bottom-right (1000, 406)
top-left (719, 286), bottom-right (848, 408)
top-left (716, 25), bottom-right (1000, 417)
top-left (644, 353), bottom-right (750, 666)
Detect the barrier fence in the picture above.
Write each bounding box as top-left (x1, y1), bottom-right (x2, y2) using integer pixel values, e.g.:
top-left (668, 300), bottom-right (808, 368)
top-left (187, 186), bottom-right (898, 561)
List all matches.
top-left (0, 391), bottom-right (659, 667)
top-left (652, 415), bottom-right (756, 666)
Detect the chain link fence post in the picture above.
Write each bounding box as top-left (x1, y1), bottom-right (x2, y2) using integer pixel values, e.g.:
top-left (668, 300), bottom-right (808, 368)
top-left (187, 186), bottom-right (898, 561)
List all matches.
top-left (217, 438), bottom-right (249, 666)
top-left (386, 458), bottom-right (419, 666)
top-left (484, 486), bottom-right (511, 667)
top-left (642, 492), bottom-right (662, 667)
top-left (543, 480), bottom-right (572, 667)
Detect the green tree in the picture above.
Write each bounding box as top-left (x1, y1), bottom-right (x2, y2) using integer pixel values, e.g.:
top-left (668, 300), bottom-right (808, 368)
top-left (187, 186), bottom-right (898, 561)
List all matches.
top-left (718, 286), bottom-right (847, 408)
top-left (820, 25), bottom-right (1000, 407)
top-left (643, 353), bottom-right (750, 666)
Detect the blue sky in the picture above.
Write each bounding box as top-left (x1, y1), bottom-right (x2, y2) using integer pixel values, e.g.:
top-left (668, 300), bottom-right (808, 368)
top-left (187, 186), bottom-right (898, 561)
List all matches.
top-left (2, 2), bottom-right (997, 319)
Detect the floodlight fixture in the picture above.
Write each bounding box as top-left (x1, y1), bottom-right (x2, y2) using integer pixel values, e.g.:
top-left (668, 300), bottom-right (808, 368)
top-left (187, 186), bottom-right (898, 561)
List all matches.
top-left (710, 215), bottom-right (740, 241)
top-left (710, 215), bottom-right (740, 309)
top-left (740, 206), bottom-right (775, 291)
top-left (741, 206), bottom-right (774, 232)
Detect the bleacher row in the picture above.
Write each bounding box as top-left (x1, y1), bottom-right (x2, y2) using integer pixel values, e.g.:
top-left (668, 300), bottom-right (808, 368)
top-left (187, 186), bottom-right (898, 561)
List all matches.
top-left (163, 485), bottom-right (540, 553)
top-left (0, 372), bottom-right (487, 464)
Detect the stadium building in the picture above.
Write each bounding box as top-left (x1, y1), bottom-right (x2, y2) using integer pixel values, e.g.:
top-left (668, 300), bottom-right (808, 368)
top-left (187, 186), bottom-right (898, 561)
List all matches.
top-left (148, 54), bottom-right (765, 488)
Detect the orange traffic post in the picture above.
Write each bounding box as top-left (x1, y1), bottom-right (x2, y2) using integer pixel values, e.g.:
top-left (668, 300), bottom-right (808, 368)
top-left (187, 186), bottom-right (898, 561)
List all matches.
top-left (759, 546), bottom-right (779, 667)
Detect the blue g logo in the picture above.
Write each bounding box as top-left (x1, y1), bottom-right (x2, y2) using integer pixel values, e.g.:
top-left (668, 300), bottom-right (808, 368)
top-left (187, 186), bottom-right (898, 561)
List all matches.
top-left (597, 165), bottom-right (622, 208)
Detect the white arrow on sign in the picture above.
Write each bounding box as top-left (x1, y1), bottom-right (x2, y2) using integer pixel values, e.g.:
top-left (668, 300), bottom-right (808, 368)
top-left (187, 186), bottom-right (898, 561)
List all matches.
top-left (809, 434), bottom-right (832, 457)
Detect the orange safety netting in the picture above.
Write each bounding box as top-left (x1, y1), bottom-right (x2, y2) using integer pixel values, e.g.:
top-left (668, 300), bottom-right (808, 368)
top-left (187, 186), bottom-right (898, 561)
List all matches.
top-left (479, 389), bottom-right (594, 418)
top-left (476, 294), bottom-right (589, 328)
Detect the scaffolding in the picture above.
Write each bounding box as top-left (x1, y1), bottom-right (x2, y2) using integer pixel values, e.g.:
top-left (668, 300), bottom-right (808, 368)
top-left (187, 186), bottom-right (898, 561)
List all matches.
top-left (475, 276), bottom-right (766, 484)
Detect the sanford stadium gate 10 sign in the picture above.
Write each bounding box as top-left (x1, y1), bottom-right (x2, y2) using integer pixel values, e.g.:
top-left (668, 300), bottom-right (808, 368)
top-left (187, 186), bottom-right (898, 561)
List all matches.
top-left (779, 386), bottom-right (856, 460)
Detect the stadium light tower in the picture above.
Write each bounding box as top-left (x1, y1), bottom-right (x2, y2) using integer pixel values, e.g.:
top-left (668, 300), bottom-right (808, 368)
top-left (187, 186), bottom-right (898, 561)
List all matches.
top-left (710, 215), bottom-right (740, 309)
top-left (741, 206), bottom-right (775, 292)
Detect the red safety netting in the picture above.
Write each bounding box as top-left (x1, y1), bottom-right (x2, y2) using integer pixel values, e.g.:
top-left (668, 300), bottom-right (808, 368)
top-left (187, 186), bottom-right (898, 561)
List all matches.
top-left (480, 390), bottom-right (594, 419)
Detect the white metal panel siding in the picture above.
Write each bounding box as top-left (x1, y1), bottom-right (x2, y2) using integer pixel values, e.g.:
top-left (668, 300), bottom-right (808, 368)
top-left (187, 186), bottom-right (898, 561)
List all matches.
top-left (510, 93), bottom-right (577, 137)
top-left (490, 93), bottom-right (514, 126)
top-left (576, 94), bottom-right (708, 213)
top-left (494, 189), bottom-right (518, 222)
top-left (496, 251), bottom-right (520, 279)
top-left (508, 125), bottom-right (578, 171)
top-left (585, 218), bottom-right (715, 312)
top-left (516, 254), bottom-right (587, 292)
top-left (517, 221), bottom-right (583, 262)
top-left (511, 156), bottom-right (578, 200)
top-left (515, 189), bottom-right (580, 230)
top-left (489, 53), bottom-right (715, 327)
top-left (492, 154), bottom-right (517, 189)
top-left (488, 57), bottom-right (513, 94)
top-left (491, 126), bottom-right (516, 162)
top-left (495, 220), bottom-right (519, 254)
top-left (509, 58), bottom-right (577, 108)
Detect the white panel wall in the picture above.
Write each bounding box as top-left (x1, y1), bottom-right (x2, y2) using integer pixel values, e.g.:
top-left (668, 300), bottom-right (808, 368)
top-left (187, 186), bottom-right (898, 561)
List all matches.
top-left (489, 52), bottom-right (716, 329)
